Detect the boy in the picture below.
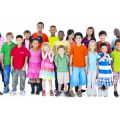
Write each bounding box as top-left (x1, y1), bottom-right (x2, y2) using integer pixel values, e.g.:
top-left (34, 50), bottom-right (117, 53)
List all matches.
top-left (23, 30), bottom-right (31, 50)
top-left (32, 22), bottom-right (49, 48)
top-left (10, 35), bottom-right (30, 96)
top-left (48, 25), bottom-right (59, 49)
top-left (54, 45), bottom-right (69, 96)
top-left (97, 30), bottom-right (112, 54)
top-left (69, 32), bottom-right (88, 97)
top-left (1, 32), bottom-right (16, 93)
top-left (111, 39), bottom-right (120, 97)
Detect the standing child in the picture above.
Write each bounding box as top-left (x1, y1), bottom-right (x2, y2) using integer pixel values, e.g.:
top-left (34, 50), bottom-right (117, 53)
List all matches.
top-left (1, 32), bottom-right (16, 93)
top-left (55, 45), bottom-right (69, 96)
top-left (40, 42), bottom-right (55, 96)
top-left (97, 43), bottom-right (113, 97)
top-left (87, 40), bottom-right (98, 97)
top-left (27, 38), bottom-right (41, 95)
top-left (10, 35), bottom-right (30, 96)
top-left (111, 39), bottom-right (120, 97)
top-left (69, 32), bottom-right (88, 97)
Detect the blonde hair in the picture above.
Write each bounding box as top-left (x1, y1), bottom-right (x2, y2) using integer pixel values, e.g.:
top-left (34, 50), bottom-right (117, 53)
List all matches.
top-left (88, 40), bottom-right (97, 51)
top-left (41, 42), bottom-right (52, 53)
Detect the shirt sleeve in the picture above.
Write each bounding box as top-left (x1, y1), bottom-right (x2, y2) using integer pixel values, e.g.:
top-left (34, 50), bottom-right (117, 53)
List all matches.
top-left (1, 45), bottom-right (4, 54)
top-left (54, 55), bottom-right (58, 63)
top-left (70, 46), bottom-right (74, 55)
top-left (10, 48), bottom-right (14, 56)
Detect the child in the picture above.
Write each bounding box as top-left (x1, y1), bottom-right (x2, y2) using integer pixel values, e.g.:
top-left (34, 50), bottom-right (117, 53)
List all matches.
top-left (97, 31), bottom-right (112, 54)
top-left (82, 26), bottom-right (96, 48)
top-left (27, 38), bottom-right (41, 95)
top-left (48, 25), bottom-right (59, 49)
top-left (54, 45), bottom-right (69, 96)
top-left (10, 35), bottom-right (30, 96)
top-left (0, 33), bottom-right (4, 95)
top-left (69, 32), bottom-right (88, 97)
top-left (23, 30), bottom-right (31, 50)
top-left (97, 43), bottom-right (113, 97)
top-left (1, 32), bottom-right (16, 93)
top-left (40, 42), bottom-right (55, 96)
top-left (111, 39), bottom-right (120, 97)
top-left (87, 40), bottom-right (98, 97)
top-left (111, 28), bottom-right (120, 50)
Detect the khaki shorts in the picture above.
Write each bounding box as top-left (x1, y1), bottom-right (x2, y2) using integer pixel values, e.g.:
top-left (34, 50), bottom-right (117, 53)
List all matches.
top-left (57, 72), bottom-right (69, 84)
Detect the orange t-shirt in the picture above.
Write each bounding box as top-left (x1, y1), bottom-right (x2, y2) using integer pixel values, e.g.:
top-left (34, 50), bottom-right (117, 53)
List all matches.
top-left (70, 44), bottom-right (88, 67)
top-left (32, 32), bottom-right (49, 48)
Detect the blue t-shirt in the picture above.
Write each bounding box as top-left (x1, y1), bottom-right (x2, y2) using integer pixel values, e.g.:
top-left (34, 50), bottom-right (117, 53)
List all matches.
top-left (88, 51), bottom-right (98, 71)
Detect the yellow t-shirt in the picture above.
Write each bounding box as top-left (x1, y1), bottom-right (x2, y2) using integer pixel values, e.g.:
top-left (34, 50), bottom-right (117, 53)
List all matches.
top-left (48, 36), bottom-right (59, 49)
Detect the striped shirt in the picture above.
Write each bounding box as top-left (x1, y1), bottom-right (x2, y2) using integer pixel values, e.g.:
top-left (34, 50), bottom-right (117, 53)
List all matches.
top-left (97, 53), bottom-right (112, 78)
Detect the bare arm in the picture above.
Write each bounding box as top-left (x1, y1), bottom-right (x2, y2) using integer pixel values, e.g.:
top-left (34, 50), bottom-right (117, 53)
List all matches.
top-left (70, 54), bottom-right (73, 66)
top-left (11, 56), bottom-right (14, 70)
top-left (42, 52), bottom-right (48, 60)
top-left (48, 53), bottom-right (54, 63)
top-left (22, 57), bottom-right (28, 71)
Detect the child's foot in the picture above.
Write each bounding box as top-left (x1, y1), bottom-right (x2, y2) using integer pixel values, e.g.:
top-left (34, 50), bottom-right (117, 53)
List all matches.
top-left (55, 91), bottom-right (61, 96)
top-left (98, 89), bottom-right (102, 97)
top-left (114, 91), bottom-right (119, 97)
top-left (31, 90), bottom-right (35, 95)
top-left (87, 94), bottom-right (91, 97)
top-left (3, 88), bottom-right (10, 93)
top-left (10, 90), bottom-right (16, 96)
top-left (42, 90), bottom-right (46, 96)
top-left (36, 91), bottom-right (40, 95)
top-left (64, 91), bottom-right (69, 97)
top-left (0, 92), bottom-right (3, 95)
top-left (103, 90), bottom-right (108, 97)
top-left (77, 90), bottom-right (82, 97)
top-left (50, 90), bottom-right (54, 96)
top-left (20, 90), bottom-right (26, 96)
top-left (69, 90), bottom-right (75, 97)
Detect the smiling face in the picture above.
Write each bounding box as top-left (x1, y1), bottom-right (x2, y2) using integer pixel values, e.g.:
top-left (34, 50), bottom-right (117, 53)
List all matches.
top-left (68, 33), bottom-right (74, 40)
top-left (49, 27), bottom-right (57, 36)
top-left (32, 40), bottom-right (39, 49)
top-left (16, 38), bottom-right (23, 46)
top-left (116, 42), bottom-right (120, 51)
top-left (6, 35), bottom-right (13, 43)
top-left (99, 34), bottom-right (106, 41)
top-left (43, 45), bottom-right (49, 52)
top-left (37, 24), bottom-right (44, 32)
top-left (24, 32), bottom-right (31, 40)
top-left (58, 47), bottom-right (65, 55)
top-left (58, 32), bottom-right (64, 41)
top-left (101, 45), bottom-right (107, 53)
top-left (75, 35), bottom-right (82, 45)
top-left (89, 42), bottom-right (96, 51)
top-left (87, 29), bottom-right (93, 36)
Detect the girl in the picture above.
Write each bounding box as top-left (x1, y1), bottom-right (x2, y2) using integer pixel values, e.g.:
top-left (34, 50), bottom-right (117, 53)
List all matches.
top-left (97, 43), bottom-right (113, 97)
top-left (27, 38), bottom-right (41, 95)
top-left (40, 42), bottom-right (55, 96)
top-left (66, 29), bottom-right (75, 48)
top-left (87, 40), bottom-right (98, 97)
top-left (82, 26), bottom-right (96, 48)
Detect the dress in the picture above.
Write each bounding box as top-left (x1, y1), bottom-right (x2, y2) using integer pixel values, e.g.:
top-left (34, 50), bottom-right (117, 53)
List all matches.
top-left (40, 54), bottom-right (55, 80)
top-left (27, 49), bottom-right (41, 79)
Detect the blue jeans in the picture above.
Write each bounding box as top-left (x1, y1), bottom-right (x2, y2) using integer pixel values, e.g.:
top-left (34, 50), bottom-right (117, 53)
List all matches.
top-left (3, 65), bottom-right (11, 85)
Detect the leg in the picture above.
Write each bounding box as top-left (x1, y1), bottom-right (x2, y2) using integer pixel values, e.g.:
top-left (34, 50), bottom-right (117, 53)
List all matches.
top-left (36, 78), bottom-right (41, 95)
top-left (87, 71), bottom-right (92, 96)
top-left (48, 80), bottom-right (52, 91)
top-left (42, 79), bottom-right (46, 96)
top-left (20, 70), bottom-right (26, 91)
top-left (30, 79), bottom-right (36, 94)
top-left (54, 66), bottom-right (58, 91)
top-left (0, 63), bottom-right (5, 87)
top-left (12, 70), bottom-right (19, 91)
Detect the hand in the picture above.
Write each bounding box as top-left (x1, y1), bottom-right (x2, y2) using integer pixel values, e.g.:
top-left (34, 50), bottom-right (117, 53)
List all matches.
top-left (11, 65), bottom-right (14, 70)
top-left (85, 67), bottom-right (88, 73)
top-left (2, 63), bottom-right (4, 68)
top-left (22, 65), bottom-right (26, 71)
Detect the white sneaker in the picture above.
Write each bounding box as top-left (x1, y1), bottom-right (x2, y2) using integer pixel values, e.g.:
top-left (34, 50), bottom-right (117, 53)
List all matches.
top-left (103, 90), bottom-right (108, 97)
top-left (10, 90), bottom-right (16, 96)
top-left (98, 89), bottom-right (102, 97)
top-left (20, 90), bottom-right (26, 96)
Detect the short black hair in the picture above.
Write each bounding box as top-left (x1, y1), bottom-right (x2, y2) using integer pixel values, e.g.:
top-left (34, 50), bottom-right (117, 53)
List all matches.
top-left (100, 43), bottom-right (108, 48)
top-left (115, 39), bottom-right (120, 45)
top-left (99, 30), bottom-right (107, 37)
top-left (23, 30), bottom-right (31, 35)
top-left (74, 32), bottom-right (83, 39)
top-left (50, 25), bottom-right (56, 28)
top-left (58, 30), bottom-right (64, 34)
top-left (37, 22), bottom-right (44, 27)
top-left (16, 35), bottom-right (23, 39)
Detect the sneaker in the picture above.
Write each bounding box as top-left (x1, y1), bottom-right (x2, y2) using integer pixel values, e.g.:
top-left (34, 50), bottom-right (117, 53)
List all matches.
top-left (64, 91), bottom-right (69, 97)
top-left (92, 90), bottom-right (97, 97)
top-left (3, 88), bottom-right (10, 93)
top-left (69, 90), bottom-right (75, 97)
top-left (0, 92), bottom-right (3, 95)
top-left (55, 91), bottom-right (61, 96)
top-left (81, 89), bottom-right (86, 93)
top-left (36, 91), bottom-right (40, 95)
top-left (98, 89), bottom-right (102, 97)
top-left (10, 90), bottom-right (16, 96)
top-left (103, 90), bottom-right (108, 97)
top-left (42, 90), bottom-right (46, 96)
top-left (31, 90), bottom-right (35, 95)
top-left (77, 90), bottom-right (82, 97)
top-left (114, 91), bottom-right (119, 97)
top-left (20, 90), bottom-right (26, 96)
top-left (50, 90), bottom-right (54, 96)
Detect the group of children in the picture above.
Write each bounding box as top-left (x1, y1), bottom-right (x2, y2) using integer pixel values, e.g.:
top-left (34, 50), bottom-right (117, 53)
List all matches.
top-left (0, 22), bottom-right (120, 98)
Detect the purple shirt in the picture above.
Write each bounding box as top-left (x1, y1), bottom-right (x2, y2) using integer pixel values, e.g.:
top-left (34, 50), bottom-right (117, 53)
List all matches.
top-left (0, 37), bottom-right (5, 63)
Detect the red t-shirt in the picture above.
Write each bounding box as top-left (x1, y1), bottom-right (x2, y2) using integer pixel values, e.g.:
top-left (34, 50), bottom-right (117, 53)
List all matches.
top-left (10, 45), bottom-right (30, 70)
top-left (32, 32), bottom-right (49, 48)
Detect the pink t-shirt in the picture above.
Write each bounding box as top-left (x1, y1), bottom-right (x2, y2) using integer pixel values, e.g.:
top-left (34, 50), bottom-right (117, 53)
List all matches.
top-left (0, 37), bottom-right (5, 63)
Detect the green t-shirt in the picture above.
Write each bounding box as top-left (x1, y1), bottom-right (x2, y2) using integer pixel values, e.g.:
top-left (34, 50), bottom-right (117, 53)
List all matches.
top-left (1, 42), bottom-right (16, 65)
top-left (111, 50), bottom-right (120, 72)
top-left (48, 36), bottom-right (59, 49)
top-left (54, 54), bottom-right (69, 72)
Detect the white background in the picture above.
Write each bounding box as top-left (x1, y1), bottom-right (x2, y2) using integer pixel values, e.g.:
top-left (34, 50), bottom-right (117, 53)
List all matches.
top-left (0, 0), bottom-right (120, 120)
